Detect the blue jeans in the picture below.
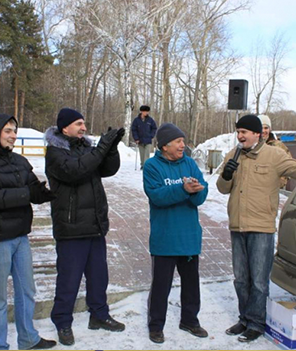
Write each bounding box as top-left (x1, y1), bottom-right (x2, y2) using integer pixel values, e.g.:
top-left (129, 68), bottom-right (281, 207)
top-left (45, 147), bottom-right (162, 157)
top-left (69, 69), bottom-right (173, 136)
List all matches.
top-left (231, 231), bottom-right (275, 333)
top-left (0, 236), bottom-right (40, 350)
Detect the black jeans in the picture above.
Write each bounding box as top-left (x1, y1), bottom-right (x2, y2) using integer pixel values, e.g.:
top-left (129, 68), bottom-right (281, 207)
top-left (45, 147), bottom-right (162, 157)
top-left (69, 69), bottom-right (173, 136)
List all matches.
top-left (148, 255), bottom-right (201, 332)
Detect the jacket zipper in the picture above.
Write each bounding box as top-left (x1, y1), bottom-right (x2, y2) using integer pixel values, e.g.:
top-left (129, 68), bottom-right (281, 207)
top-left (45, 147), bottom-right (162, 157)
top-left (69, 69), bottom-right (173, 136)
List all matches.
top-left (68, 195), bottom-right (73, 223)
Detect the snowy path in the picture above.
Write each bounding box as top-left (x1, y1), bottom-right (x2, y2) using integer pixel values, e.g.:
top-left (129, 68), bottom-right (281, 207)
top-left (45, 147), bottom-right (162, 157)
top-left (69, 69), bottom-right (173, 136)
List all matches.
top-left (6, 281), bottom-right (289, 350)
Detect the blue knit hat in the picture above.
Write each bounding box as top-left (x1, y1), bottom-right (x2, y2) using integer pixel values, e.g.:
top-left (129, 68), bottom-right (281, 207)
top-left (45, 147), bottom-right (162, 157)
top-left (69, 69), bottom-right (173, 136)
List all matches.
top-left (156, 123), bottom-right (185, 149)
top-left (57, 108), bottom-right (84, 132)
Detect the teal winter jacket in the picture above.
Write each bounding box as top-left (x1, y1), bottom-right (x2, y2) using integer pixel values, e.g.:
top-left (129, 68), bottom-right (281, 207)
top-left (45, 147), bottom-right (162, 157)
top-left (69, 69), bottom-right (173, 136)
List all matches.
top-left (143, 150), bottom-right (208, 256)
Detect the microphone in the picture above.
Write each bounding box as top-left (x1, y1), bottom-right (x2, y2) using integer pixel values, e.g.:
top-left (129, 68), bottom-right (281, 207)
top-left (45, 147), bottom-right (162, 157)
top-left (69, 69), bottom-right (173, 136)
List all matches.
top-left (233, 142), bottom-right (243, 162)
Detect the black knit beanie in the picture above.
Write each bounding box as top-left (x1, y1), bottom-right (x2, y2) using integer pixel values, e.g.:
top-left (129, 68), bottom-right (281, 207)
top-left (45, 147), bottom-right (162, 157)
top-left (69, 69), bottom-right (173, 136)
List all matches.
top-left (156, 123), bottom-right (185, 149)
top-left (139, 105), bottom-right (150, 112)
top-left (57, 108), bottom-right (84, 132)
top-left (236, 114), bottom-right (262, 133)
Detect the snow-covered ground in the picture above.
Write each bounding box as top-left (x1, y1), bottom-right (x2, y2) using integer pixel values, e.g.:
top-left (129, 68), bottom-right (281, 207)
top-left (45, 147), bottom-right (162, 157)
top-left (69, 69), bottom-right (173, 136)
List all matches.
top-left (6, 281), bottom-right (292, 350)
top-left (5, 130), bottom-right (294, 350)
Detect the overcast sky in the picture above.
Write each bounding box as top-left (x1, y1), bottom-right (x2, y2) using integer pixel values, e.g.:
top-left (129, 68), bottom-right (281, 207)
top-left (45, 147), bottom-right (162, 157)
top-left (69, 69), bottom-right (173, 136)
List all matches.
top-left (228, 0), bottom-right (296, 112)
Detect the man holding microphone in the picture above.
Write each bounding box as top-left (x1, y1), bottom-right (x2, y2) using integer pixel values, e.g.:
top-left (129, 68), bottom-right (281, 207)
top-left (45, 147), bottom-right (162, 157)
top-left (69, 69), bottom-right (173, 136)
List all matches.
top-left (217, 114), bottom-right (296, 343)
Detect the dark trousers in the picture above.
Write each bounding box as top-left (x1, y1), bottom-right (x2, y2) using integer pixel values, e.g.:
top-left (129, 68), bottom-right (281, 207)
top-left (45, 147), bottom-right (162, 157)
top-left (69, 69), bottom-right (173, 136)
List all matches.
top-left (51, 236), bottom-right (109, 330)
top-left (148, 255), bottom-right (201, 332)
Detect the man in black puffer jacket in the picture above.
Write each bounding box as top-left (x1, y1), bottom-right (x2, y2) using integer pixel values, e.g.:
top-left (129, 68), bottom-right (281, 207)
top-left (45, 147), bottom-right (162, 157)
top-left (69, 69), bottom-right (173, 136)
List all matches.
top-left (0, 114), bottom-right (56, 350)
top-left (45, 108), bottom-right (125, 346)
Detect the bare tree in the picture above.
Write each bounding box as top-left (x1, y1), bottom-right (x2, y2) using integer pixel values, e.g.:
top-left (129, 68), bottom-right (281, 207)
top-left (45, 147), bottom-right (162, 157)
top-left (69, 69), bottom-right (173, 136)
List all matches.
top-left (78, 0), bottom-right (181, 144)
top-left (250, 32), bottom-right (289, 114)
top-left (177, 0), bottom-right (249, 144)
top-left (33, 0), bottom-right (71, 55)
top-left (154, 0), bottom-right (186, 125)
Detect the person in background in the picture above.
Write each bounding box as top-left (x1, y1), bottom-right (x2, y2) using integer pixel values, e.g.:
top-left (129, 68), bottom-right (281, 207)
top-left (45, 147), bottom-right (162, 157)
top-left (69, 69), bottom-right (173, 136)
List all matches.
top-left (143, 123), bottom-right (208, 344)
top-left (217, 114), bottom-right (296, 343)
top-left (258, 114), bottom-right (292, 188)
top-left (45, 108), bottom-right (125, 346)
top-left (0, 114), bottom-right (56, 350)
top-left (131, 105), bottom-right (157, 169)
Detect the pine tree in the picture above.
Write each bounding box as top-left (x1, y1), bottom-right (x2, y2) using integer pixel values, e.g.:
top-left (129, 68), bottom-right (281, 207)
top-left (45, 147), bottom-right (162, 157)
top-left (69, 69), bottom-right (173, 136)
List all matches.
top-left (0, 0), bottom-right (53, 125)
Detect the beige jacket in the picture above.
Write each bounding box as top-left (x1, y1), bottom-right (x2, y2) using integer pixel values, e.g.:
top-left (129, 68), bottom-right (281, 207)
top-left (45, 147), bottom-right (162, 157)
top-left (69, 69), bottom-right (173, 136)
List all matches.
top-left (267, 139), bottom-right (292, 188)
top-left (217, 141), bottom-right (296, 233)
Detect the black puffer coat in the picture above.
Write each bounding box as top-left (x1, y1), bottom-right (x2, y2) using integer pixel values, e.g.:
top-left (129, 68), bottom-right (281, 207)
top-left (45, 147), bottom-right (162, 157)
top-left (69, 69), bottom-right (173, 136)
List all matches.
top-left (45, 127), bottom-right (120, 240)
top-left (0, 114), bottom-right (41, 241)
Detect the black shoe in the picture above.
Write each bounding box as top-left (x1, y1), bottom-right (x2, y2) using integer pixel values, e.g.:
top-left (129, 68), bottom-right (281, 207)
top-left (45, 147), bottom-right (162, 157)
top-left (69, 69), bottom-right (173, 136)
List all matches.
top-left (238, 329), bottom-right (263, 342)
top-left (149, 331), bottom-right (164, 343)
top-left (28, 338), bottom-right (56, 349)
top-left (225, 322), bottom-right (247, 335)
top-left (88, 315), bottom-right (125, 332)
top-left (58, 327), bottom-right (75, 346)
top-left (179, 323), bottom-right (208, 338)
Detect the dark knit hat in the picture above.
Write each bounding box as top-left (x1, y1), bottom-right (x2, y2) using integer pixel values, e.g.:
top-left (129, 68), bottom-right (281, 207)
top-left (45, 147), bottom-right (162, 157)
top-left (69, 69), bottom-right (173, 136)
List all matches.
top-left (139, 105), bottom-right (150, 112)
top-left (57, 108), bottom-right (84, 132)
top-left (235, 114), bottom-right (262, 133)
top-left (156, 123), bottom-right (185, 149)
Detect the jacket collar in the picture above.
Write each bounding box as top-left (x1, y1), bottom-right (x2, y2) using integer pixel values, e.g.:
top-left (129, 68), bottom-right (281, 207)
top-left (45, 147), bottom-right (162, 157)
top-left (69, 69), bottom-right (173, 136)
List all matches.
top-left (45, 126), bottom-right (92, 150)
top-left (242, 140), bottom-right (265, 160)
top-left (0, 146), bottom-right (12, 157)
top-left (138, 113), bottom-right (149, 119)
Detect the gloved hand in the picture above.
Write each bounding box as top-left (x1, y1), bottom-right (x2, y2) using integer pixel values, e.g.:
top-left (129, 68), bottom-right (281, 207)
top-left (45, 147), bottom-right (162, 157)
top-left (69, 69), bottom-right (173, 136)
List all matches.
top-left (97, 128), bottom-right (118, 156)
top-left (109, 127), bottom-right (125, 152)
top-left (222, 159), bottom-right (239, 181)
top-left (39, 181), bottom-right (56, 201)
top-left (29, 181), bottom-right (56, 204)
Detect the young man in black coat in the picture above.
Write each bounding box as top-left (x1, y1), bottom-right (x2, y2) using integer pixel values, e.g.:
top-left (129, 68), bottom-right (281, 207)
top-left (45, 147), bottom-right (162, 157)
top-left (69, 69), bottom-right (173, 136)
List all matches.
top-left (45, 108), bottom-right (125, 346)
top-left (0, 114), bottom-right (56, 350)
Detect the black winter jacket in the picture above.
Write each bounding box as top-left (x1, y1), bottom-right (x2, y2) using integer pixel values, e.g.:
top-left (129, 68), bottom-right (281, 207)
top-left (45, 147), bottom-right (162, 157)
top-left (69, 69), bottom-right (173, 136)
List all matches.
top-left (0, 115), bottom-right (44, 241)
top-left (45, 127), bottom-right (120, 241)
top-left (0, 149), bottom-right (39, 241)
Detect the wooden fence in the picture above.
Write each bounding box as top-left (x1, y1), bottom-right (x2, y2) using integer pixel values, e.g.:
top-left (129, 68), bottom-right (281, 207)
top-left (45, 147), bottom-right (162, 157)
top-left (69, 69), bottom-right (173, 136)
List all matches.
top-left (14, 137), bottom-right (46, 156)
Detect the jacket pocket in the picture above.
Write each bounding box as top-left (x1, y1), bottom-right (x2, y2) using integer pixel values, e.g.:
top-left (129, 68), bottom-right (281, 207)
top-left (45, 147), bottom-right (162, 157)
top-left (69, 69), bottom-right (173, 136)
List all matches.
top-left (252, 164), bottom-right (270, 188)
top-left (254, 164), bottom-right (269, 174)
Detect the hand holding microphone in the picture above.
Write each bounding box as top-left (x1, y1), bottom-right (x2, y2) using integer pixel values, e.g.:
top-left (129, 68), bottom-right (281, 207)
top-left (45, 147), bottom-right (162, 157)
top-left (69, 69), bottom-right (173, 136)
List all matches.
top-left (222, 143), bottom-right (243, 181)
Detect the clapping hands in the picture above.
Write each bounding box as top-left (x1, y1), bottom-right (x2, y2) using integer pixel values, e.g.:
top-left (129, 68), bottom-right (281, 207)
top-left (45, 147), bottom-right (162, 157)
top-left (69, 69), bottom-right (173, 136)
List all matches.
top-left (97, 127), bottom-right (125, 154)
top-left (183, 177), bottom-right (204, 193)
top-left (110, 127), bottom-right (125, 152)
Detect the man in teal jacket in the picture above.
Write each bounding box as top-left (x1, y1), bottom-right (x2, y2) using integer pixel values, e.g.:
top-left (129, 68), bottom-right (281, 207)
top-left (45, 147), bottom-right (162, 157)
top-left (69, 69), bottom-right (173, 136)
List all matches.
top-left (143, 123), bottom-right (208, 344)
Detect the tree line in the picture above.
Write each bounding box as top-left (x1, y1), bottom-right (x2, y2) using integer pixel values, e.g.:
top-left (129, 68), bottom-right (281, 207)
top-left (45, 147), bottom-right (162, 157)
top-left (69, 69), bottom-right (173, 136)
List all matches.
top-left (0, 0), bottom-right (295, 145)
